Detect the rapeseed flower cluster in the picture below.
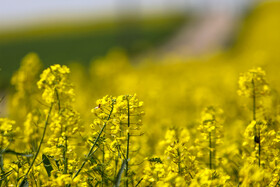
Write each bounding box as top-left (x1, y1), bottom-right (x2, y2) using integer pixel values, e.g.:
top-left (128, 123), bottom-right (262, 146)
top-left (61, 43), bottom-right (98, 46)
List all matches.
top-left (10, 53), bottom-right (42, 125)
top-left (37, 64), bottom-right (74, 105)
top-left (238, 68), bottom-right (280, 186)
top-left (196, 106), bottom-right (224, 170)
top-left (238, 67), bottom-right (269, 98)
top-left (4, 6), bottom-right (280, 183)
top-left (79, 94), bottom-right (144, 186)
top-left (142, 128), bottom-right (198, 186)
top-left (3, 56), bottom-right (280, 186)
top-left (37, 64), bottom-right (82, 185)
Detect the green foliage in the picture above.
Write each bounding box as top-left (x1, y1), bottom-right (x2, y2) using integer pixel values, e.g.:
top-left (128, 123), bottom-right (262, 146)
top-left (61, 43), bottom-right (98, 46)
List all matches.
top-left (0, 14), bottom-right (186, 88)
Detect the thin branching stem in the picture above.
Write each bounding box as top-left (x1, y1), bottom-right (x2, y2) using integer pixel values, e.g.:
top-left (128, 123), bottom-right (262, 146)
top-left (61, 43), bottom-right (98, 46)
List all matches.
top-left (177, 148), bottom-right (181, 175)
top-left (209, 132), bottom-right (212, 170)
top-left (125, 98), bottom-right (130, 187)
top-left (63, 135), bottom-right (68, 174)
top-left (24, 103), bottom-right (53, 178)
top-left (252, 79), bottom-right (258, 159)
top-left (252, 79), bottom-right (256, 121)
top-left (274, 178), bottom-right (280, 187)
top-left (135, 178), bottom-right (143, 187)
top-left (0, 154), bottom-right (9, 187)
top-left (102, 143), bottom-right (105, 187)
top-left (258, 126), bottom-right (261, 167)
top-left (55, 89), bottom-right (68, 174)
top-left (73, 101), bottom-right (115, 179)
top-left (252, 79), bottom-right (261, 167)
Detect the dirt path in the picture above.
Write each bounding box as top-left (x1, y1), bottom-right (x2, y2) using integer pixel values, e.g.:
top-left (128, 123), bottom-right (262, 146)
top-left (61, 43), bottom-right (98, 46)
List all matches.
top-left (157, 12), bottom-right (237, 58)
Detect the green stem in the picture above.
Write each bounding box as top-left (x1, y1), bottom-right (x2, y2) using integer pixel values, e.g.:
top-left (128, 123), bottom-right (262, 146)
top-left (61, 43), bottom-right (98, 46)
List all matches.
top-left (73, 102), bottom-right (115, 179)
top-left (0, 134), bottom-right (7, 187)
top-left (252, 79), bottom-right (261, 167)
top-left (188, 172), bottom-right (193, 179)
top-left (252, 80), bottom-right (256, 121)
top-left (63, 136), bottom-right (68, 174)
top-left (135, 178), bottom-right (143, 187)
top-left (274, 178), bottom-right (280, 187)
top-left (0, 154), bottom-right (8, 187)
top-left (55, 88), bottom-right (61, 111)
top-left (252, 80), bottom-right (257, 153)
top-left (213, 123), bottom-right (216, 170)
top-left (125, 98), bottom-right (130, 187)
top-left (252, 79), bottom-right (257, 155)
top-left (55, 88), bottom-right (68, 174)
top-left (252, 79), bottom-right (257, 154)
top-left (177, 148), bottom-right (181, 175)
top-left (25, 103), bottom-right (53, 178)
top-left (114, 156), bottom-right (118, 179)
top-left (209, 132), bottom-right (212, 170)
top-left (258, 127), bottom-right (261, 167)
top-left (102, 143), bottom-right (105, 187)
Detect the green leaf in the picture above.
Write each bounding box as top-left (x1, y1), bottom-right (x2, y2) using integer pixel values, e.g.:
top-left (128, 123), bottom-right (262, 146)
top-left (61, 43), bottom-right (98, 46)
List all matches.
top-left (42, 154), bottom-right (53, 177)
top-left (113, 160), bottom-right (126, 187)
top-left (19, 177), bottom-right (29, 187)
top-left (148, 157), bottom-right (163, 163)
top-left (0, 149), bottom-right (33, 157)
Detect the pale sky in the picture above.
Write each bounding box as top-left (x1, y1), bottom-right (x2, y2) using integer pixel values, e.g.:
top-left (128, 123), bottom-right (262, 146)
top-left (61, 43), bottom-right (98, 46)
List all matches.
top-left (0, 0), bottom-right (253, 29)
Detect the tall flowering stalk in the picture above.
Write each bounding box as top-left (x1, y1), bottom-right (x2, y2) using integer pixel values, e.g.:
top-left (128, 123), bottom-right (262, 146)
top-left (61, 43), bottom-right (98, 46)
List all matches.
top-left (10, 53), bottom-right (42, 121)
top-left (78, 94), bottom-right (144, 186)
top-left (238, 67), bottom-right (269, 167)
top-left (10, 53), bottom-right (43, 151)
top-left (238, 67), bottom-right (280, 186)
top-left (197, 106), bottom-right (224, 170)
top-left (193, 106), bottom-right (231, 186)
top-left (157, 128), bottom-right (198, 186)
top-left (73, 95), bottom-right (116, 184)
top-left (142, 157), bottom-right (166, 186)
top-left (115, 95), bottom-right (144, 187)
top-left (36, 64), bottom-right (82, 186)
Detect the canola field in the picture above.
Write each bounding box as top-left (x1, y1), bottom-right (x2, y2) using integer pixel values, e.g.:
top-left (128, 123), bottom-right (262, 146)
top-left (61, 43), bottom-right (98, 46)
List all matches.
top-left (1, 1), bottom-right (280, 186)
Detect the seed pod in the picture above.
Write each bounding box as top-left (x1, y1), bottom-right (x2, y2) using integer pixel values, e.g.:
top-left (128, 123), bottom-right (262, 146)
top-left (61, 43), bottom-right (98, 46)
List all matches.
top-left (254, 135), bottom-right (260, 143)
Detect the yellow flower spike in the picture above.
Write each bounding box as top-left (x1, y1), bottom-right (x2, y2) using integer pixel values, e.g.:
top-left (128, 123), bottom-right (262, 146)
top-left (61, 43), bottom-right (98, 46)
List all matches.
top-left (238, 67), bottom-right (270, 98)
top-left (36, 64), bottom-right (82, 184)
top-left (82, 94), bottom-right (144, 186)
top-left (10, 53), bottom-right (42, 121)
top-left (196, 106), bottom-right (224, 170)
top-left (37, 64), bottom-right (74, 105)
